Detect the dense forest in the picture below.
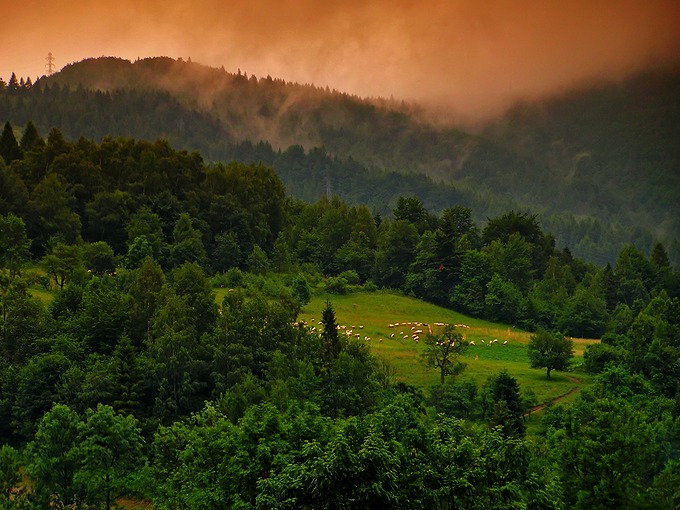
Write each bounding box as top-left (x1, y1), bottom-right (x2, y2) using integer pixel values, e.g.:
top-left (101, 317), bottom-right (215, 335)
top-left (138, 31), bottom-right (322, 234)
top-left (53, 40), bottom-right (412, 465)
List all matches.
top-left (0, 125), bottom-right (678, 509)
top-left (1, 57), bottom-right (679, 265)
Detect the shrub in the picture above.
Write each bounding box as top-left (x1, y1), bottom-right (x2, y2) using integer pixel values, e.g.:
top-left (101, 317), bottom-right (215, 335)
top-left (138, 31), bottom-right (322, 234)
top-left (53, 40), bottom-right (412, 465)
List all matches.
top-left (338, 270), bottom-right (361, 286)
top-left (325, 276), bottom-right (348, 294)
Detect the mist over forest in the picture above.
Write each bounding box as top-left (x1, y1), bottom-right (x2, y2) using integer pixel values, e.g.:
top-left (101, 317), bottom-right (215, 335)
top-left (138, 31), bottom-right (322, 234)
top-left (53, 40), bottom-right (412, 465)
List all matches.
top-left (2, 56), bottom-right (678, 264)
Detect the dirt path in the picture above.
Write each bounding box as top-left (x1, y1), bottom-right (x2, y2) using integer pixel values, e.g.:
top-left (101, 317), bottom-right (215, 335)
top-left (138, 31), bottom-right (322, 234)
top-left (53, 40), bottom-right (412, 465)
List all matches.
top-left (525, 375), bottom-right (582, 416)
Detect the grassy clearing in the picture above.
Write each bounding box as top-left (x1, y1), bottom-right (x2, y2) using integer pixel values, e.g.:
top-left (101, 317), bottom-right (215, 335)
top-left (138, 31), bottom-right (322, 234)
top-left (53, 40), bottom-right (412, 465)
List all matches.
top-left (299, 290), bottom-right (598, 406)
top-left (28, 286), bottom-right (55, 304)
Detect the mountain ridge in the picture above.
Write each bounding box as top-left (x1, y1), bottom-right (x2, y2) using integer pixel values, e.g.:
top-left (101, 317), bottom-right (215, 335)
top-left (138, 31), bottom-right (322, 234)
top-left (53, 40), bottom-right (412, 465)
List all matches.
top-left (2, 56), bottom-right (678, 264)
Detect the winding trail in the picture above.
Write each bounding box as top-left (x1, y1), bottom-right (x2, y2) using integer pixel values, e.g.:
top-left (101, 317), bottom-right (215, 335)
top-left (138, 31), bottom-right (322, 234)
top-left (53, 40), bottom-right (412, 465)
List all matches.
top-left (525, 375), bottom-right (582, 416)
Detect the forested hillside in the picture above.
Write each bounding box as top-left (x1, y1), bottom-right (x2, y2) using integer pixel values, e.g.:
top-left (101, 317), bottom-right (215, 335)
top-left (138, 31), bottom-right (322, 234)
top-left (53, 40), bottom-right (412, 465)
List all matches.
top-left (1, 57), bottom-right (678, 264)
top-left (0, 128), bottom-right (678, 508)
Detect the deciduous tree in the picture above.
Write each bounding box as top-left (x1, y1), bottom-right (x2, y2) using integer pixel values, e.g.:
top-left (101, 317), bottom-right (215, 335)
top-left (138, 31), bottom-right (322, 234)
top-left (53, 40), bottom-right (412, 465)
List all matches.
top-left (420, 324), bottom-right (467, 384)
top-left (75, 404), bottom-right (145, 510)
top-left (528, 328), bottom-right (574, 379)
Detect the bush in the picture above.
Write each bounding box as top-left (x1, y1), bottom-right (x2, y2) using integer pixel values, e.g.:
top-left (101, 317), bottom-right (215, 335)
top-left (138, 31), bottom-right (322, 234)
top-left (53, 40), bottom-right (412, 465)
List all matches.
top-left (325, 276), bottom-right (348, 294)
top-left (583, 343), bottom-right (623, 373)
top-left (224, 267), bottom-right (244, 287)
top-left (291, 274), bottom-right (311, 305)
top-left (363, 280), bottom-right (378, 292)
top-left (338, 270), bottom-right (361, 285)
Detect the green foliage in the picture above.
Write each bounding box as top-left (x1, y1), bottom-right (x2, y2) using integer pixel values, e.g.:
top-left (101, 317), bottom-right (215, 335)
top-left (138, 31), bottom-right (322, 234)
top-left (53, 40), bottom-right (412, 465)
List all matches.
top-left (486, 370), bottom-right (526, 438)
top-left (547, 397), bottom-right (666, 509)
top-left (0, 214), bottom-right (31, 278)
top-left (374, 220), bottom-right (419, 289)
top-left (0, 276), bottom-right (46, 363)
top-left (428, 377), bottom-right (479, 419)
top-left (26, 403), bottom-right (81, 507)
top-left (527, 328), bottom-right (575, 379)
top-left (125, 236), bottom-right (154, 270)
top-left (0, 121), bottom-right (21, 164)
top-left (452, 249), bottom-right (491, 316)
top-left (0, 444), bottom-right (24, 508)
top-left (320, 299), bottom-right (341, 369)
top-left (171, 213), bottom-right (206, 268)
top-left (81, 241), bottom-right (116, 275)
top-left (291, 274), bottom-right (311, 306)
top-left (420, 324), bottom-right (468, 385)
top-left (42, 241), bottom-right (83, 290)
top-left (325, 275), bottom-right (348, 294)
top-left (76, 404), bottom-right (145, 510)
top-left (484, 273), bottom-right (526, 324)
top-left (246, 244), bottom-right (270, 275)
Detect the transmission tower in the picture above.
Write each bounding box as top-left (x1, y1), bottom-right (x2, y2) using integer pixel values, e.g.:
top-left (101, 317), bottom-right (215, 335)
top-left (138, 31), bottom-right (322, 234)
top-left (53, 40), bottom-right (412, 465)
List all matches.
top-left (45, 52), bottom-right (55, 76)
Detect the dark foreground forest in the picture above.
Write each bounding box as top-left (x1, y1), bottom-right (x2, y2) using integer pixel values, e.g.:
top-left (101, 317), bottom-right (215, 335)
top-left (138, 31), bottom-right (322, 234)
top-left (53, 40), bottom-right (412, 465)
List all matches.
top-left (0, 123), bottom-right (678, 509)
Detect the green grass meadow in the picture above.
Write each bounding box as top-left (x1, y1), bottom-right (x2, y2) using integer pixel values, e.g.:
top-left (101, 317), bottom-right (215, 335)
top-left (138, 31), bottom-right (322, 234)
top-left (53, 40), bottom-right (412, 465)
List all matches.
top-left (299, 290), bottom-right (597, 407)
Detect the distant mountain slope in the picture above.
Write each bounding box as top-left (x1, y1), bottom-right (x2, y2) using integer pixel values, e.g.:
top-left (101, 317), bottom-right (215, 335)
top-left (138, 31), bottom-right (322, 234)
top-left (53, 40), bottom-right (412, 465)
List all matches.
top-left (1, 56), bottom-right (678, 263)
top-left (484, 68), bottom-right (680, 240)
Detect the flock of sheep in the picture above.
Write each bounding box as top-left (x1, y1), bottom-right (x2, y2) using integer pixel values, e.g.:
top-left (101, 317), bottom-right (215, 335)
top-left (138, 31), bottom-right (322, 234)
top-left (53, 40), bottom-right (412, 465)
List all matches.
top-left (295, 318), bottom-right (510, 347)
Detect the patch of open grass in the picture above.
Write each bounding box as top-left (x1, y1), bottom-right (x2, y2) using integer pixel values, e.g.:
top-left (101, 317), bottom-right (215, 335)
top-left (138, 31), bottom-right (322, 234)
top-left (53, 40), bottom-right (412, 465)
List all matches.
top-left (299, 290), bottom-right (598, 406)
top-left (28, 286), bottom-right (55, 304)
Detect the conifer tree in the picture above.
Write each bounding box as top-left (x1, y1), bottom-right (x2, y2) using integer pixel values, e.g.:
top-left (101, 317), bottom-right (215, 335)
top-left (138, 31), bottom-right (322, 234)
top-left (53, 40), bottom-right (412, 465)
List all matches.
top-left (0, 121), bottom-right (21, 164)
top-left (320, 298), bottom-right (341, 368)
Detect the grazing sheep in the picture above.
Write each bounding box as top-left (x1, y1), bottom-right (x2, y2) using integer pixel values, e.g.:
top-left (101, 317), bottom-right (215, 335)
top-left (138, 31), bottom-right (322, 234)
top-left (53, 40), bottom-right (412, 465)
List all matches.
top-left (503, 340), bottom-right (508, 345)
top-left (469, 340), bottom-right (475, 346)
top-left (481, 339), bottom-right (485, 344)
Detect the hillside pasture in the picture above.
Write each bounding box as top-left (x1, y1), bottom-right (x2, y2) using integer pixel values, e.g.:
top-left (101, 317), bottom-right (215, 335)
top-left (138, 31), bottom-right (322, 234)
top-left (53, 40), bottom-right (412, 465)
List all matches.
top-left (299, 290), bottom-right (597, 405)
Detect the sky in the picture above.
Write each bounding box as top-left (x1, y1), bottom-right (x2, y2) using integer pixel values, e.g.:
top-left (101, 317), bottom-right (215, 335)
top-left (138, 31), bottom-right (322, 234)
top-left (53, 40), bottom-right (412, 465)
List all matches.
top-left (2, 0), bottom-right (680, 122)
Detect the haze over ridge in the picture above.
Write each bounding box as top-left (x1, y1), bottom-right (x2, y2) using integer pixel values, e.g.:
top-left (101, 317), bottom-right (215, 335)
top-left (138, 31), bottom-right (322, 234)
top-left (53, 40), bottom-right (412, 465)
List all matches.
top-left (3, 1), bottom-right (680, 124)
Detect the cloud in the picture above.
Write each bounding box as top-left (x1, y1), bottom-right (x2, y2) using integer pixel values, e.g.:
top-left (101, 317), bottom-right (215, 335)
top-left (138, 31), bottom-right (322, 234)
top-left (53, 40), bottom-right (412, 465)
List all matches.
top-left (2, 0), bottom-right (679, 122)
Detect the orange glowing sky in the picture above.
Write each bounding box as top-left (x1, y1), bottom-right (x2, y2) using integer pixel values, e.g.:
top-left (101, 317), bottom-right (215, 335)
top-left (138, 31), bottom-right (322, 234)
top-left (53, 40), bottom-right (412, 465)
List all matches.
top-left (2, 0), bottom-right (680, 121)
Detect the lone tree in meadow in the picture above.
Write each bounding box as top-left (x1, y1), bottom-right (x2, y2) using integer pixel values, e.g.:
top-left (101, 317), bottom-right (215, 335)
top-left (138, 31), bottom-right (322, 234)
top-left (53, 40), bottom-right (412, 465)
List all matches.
top-left (527, 328), bottom-right (574, 379)
top-left (421, 324), bottom-right (468, 384)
